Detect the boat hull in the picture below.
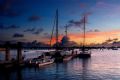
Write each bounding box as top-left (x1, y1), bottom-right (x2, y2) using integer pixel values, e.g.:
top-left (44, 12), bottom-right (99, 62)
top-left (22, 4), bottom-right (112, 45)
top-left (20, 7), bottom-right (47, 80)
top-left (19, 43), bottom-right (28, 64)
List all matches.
top-left (29, 60), bottom-right (54, 67)
top-left (38, 61), bottom-right (54, 67)
top-left (79, 53), bottom-right (91, 58)
top-left (63, 56), bottom-right (72, 61)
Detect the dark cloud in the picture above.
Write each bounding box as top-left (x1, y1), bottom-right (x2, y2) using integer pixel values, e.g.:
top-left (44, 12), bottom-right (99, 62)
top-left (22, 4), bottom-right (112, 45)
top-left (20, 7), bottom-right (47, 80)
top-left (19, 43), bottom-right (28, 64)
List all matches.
top-left (13, 33), bottom-right (24, 38)
top-left (66, 12), bottom-right (91, 30)
top-left (43, 33), bottom-right (51, 39)
top-left (87, 29), bottom-right (100, 32)
top-left (104, 38), bottom-right (119, 44)
top-left (24, 27), bottom-right (44, 35)
top-left (67, 17), bottom-right (87, 29)
top-left (69, 19), bottom-right (83, 27)
top-left (94, 29), bottom-right (100, 32)
top-left (32, 28), bottom-right (44, 35)
top-left (10, 39), bottom-right (27, 43)
top-left (24, 28), bottom-right (35, 32)
top-left (53, 36), bottom-right (78, 47)
top-left (0, 24), bottom-right (20, 30)
top-left (2, 39), bottom-right (27, 44)
top-left (87, 30), bottom-right (93, 32)
top-left (23, 40), bottom-right (50, 47)
top-left (28, 15), bottom-right (41, 21)
top-left (113, 38), bottom-right (118, 41)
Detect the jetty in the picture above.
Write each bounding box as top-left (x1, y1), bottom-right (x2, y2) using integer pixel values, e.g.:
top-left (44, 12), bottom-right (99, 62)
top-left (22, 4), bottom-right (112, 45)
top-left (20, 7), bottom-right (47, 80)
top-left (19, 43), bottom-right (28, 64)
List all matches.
top-left (0, 42), bottom-right (24, 69)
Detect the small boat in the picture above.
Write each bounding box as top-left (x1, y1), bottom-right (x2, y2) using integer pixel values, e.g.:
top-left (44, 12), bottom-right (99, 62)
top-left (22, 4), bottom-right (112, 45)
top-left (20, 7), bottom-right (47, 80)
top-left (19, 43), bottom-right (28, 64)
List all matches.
top-left (29, 58), bottom-right (54, 67)
top-left (78, 14), bottom-right (91, 58)
top-left (24, 50), bottom-right (29, 52)
top-left (112, 47), bottom-right (118, 50)
top-left (28, 55), bottom-right (54, 67)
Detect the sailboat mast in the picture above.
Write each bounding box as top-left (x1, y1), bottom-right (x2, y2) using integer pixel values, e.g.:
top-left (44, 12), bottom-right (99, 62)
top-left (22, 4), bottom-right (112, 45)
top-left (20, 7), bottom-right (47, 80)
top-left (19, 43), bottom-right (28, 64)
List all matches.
top-left (56, 9), bottom-right (59, 48)
top-left (83, 16), bottom-right (86, 47)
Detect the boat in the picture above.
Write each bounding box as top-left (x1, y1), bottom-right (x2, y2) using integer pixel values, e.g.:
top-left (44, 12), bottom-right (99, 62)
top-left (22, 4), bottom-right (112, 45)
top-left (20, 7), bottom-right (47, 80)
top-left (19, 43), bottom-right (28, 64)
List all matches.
top-left (78, 14), bottom-right (91, 58)
top-left (63, 55), bottom-right (72, 61)
top-left (53, 50), bottom-right (73, 62)
top-left (49, 9), bottom-right (65, 62)
top-left (112, 47), bottom-right (118, 50)
top-left (79, 49), bottom-right (91, 58)
top-left (29, 58), bottom-right (54, 67)
top-left (28, 54), bottom-right (54, 67)
top-left (61, 50), bottom-right (73, 61)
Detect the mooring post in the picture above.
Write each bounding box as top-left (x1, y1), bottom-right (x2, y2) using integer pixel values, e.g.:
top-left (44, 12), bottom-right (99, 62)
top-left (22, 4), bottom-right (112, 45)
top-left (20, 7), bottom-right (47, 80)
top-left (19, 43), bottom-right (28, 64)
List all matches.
top-left (17, 42), bottom-right (22, 64)
top-left (5, 42), bottom-right (10, 61)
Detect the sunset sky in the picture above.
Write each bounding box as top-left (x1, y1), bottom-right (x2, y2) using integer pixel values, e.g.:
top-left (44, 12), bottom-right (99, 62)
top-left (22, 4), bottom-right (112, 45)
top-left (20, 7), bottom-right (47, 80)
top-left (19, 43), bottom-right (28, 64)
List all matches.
top-left (0, 0), bottom-right (120, 45)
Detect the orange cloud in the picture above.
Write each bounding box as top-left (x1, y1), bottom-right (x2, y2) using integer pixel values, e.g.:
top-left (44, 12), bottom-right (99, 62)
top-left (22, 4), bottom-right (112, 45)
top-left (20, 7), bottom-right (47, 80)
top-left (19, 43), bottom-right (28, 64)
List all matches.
top-left (50, 35), bottom-right (63, 45)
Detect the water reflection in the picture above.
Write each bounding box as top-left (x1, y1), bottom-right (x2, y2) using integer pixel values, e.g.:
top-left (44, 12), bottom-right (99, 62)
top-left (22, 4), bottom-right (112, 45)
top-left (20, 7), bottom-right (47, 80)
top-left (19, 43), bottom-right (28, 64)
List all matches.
top-left (2, 70), bottom-right (11, 80)
top-left (54, 62), bottom-right (69, 80)
top-left (0, 67), bottom-right (23, 80)
top-left (1, 49), bottom-right (120, 80)
top-left (16, 68), bottom-right (22, 80)
top-left (81, 58), bottom-right (90, 80)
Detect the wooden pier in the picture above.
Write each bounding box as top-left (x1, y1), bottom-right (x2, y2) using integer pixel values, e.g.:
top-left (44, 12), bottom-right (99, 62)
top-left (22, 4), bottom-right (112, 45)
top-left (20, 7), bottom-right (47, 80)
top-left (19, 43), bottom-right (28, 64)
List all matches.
top-left (0, 42), bottom-right (24, 69)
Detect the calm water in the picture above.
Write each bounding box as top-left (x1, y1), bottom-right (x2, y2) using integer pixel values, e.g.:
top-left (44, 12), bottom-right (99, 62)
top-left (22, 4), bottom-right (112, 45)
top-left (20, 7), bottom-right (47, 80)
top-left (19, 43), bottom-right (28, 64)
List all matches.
top-left (1, 49), bottom-right (120, 80)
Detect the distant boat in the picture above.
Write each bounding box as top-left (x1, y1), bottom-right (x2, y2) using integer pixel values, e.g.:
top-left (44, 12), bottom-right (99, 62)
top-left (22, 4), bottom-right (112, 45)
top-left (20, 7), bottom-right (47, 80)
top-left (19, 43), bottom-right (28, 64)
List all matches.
top-left (78, 14), bottom-right (91, 58)
top-left (112, 47), bottom-right (118, 50)
top-left (24, 50), bottom-right (29, 52)
top-left (79, 49), bottom-right (91, 58)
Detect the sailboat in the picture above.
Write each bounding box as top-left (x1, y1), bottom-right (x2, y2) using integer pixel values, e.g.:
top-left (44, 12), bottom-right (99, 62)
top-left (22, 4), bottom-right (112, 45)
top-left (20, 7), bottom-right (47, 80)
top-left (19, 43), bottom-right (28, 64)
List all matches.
top-left (78, 15), bottom-right (91, 58)
top-left (51, 10), bottom-right (73, 62)
top-left (50, 9), bottom-right (64, 62)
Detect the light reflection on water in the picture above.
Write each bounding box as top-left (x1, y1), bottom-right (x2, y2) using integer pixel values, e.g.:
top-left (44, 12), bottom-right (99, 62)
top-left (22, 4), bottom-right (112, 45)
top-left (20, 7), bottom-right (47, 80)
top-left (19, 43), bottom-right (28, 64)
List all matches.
top-left (1, 49), bottom-right (120, 80)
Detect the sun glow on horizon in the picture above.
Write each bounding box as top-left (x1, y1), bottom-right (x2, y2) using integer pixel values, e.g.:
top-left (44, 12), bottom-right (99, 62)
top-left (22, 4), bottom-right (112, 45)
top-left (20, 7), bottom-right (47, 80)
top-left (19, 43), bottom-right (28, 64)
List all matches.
top-left (46, 29), bottom-right (120, 45)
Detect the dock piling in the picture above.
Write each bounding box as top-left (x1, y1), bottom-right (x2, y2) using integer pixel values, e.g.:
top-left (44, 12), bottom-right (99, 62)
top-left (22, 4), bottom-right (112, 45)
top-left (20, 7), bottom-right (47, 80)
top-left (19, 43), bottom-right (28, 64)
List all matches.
top-left (17, 42), bottom-right (23, 64)
top-left (5, 42), bottom-right (10, 61)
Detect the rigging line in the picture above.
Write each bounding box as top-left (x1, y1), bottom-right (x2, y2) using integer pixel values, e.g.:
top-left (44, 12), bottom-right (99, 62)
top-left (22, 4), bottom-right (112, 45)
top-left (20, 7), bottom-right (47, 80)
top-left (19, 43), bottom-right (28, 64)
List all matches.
top-left (50, 14), bottom-right (56, 47)
top-left (56, 9), bottom-right (59, 48)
